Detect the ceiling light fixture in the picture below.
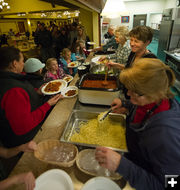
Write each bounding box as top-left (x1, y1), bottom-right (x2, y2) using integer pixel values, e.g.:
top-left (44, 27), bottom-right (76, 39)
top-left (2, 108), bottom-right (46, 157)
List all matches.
top-left (101, 0), bottom-right (128, 18)
top-left (0, 0), bottom-right (10, 11)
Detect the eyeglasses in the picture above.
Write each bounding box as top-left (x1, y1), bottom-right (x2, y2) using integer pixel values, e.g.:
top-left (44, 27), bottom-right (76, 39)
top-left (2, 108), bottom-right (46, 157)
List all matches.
top-left (128, 90), bottom-right (144, 97)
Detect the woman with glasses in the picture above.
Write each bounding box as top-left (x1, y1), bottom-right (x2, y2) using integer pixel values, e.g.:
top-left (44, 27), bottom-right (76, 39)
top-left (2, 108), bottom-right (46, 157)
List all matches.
top-left (95, 58), bottom-right (180, 190)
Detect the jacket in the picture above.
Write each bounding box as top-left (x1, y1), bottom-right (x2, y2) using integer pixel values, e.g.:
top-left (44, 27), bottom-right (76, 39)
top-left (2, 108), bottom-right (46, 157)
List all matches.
top-left (116, 99), bottom-right (180, 190)
top-left (0, 71), bottom-right (50, 147)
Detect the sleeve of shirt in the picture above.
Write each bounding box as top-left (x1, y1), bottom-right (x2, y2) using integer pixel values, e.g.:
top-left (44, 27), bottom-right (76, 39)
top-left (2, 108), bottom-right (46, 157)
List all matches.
top-left (1, 87), bottom-right (51, 135)
top-left (116, 156), bottom-right (164, 190)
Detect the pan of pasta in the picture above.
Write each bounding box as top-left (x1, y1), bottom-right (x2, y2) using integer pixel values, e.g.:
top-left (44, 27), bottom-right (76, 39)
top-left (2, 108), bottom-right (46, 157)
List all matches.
top-left (41, 79), bottom-right (67, 95)
top-left (60, 110), bottom-right (127, 153)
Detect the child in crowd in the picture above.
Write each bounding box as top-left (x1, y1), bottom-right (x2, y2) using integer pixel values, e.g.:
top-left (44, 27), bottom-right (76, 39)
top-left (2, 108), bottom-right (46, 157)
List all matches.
top-left (78, 40), bottom-right (90, 57)
top-left (24, 58), bottom-right (45, 88)
top-left (0, 141), bottom-right (37, 190)
top-left (71, 42), bottom-right (86, 61)
top-left (44, 58), bottom-right (66, 82)
top-left (60, 48), bottom-right (77, 76)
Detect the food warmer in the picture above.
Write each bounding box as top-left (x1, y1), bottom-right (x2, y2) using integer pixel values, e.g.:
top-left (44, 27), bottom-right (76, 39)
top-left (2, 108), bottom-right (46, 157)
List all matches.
top-left (78, 73), bottom-right (121, 106)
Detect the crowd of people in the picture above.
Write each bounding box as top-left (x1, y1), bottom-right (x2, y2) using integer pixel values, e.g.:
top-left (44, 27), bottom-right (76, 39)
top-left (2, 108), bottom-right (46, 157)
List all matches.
top-left (0, 23), bottom-right (180, 190)
top-left (33, 21), bottom-right (90, 63)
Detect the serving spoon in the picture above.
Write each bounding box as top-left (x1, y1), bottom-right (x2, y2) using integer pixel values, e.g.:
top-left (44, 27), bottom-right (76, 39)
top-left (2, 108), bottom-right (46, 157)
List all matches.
top-left (99, 108), bottom-right (113, 122)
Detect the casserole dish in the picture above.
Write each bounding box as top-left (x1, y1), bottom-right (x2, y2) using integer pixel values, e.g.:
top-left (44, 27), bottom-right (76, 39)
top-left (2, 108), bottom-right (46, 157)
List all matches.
top-left (78, 73), bottom-right (121, 105)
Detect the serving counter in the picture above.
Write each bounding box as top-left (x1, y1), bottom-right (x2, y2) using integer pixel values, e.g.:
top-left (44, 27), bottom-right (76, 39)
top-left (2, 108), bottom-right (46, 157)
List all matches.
top-left (8, 75), bottom-right (134, 190)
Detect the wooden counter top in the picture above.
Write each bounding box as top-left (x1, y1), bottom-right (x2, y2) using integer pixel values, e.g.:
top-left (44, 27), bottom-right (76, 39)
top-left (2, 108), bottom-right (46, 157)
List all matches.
top-left (8, 74), bottom-right (134, 190)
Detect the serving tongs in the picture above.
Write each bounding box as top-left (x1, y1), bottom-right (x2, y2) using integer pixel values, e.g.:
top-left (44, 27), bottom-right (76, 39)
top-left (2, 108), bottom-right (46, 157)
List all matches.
top-left (99, 108), bottom-right (113, 122)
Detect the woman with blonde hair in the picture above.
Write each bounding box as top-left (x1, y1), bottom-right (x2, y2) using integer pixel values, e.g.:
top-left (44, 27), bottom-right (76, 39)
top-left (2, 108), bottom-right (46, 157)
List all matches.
top-left (73, 26), bottom-right (90, 49)
top-left (96, 58), bottom-right (180, 190)
top-left (60, 48), bottom-right (77, 75)
top-left (44, 58), bottom-right (66, 82)
top-left (99, 26), bottom-right (131, 67)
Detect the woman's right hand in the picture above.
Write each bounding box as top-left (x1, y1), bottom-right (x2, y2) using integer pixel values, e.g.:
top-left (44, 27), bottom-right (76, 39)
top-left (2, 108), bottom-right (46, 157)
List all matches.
top-left (111, 98), bottom-right (122, 110)
top-left (108, 61), bottom-right (125, 69)
top-left (47, 94), bottom-right (63, 106)
top-left (98, 56), bottom-right (107, 62)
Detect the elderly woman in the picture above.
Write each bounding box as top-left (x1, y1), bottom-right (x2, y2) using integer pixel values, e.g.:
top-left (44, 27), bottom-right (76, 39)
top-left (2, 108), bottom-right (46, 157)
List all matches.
top-left (0, 47), bottom-right (63, 148)
top-left (95, 58), bottom-right (180, 190)
top-left (99, 26), bottom-right (131, 67)
top-left (107, 26), bottom-right (157, 69)
top-left (108, 26), bottom-right (131, 65)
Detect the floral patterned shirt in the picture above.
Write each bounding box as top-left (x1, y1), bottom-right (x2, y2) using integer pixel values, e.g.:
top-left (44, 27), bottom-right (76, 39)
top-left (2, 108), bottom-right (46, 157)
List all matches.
top-left (44, 67), bottom-right (66, 82)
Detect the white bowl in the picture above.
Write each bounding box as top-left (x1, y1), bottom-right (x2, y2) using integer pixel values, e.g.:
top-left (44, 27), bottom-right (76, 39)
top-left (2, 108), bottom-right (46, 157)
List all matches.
top-left (35, 169), bottom-right (74, 190)
top-left (81, 176), bottom-right (121, 190)
top-left (61, 86), bottom-right (78, 98)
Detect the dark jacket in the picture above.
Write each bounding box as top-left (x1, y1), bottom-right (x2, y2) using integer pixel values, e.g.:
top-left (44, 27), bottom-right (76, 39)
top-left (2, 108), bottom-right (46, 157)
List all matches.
top-left (126, 51), bottom-right (157, 69)
top-left (0, 71), bottom-right (46, 147)
top-left (117, 99), bottom-right (180, 190)
top-left (25, 73), bottom-right (45, 89)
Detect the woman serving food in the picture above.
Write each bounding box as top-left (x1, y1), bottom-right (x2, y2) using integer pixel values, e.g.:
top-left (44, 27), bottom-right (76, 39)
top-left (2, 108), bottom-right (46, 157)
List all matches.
top-left (95, 58), bottom-right (180, 190)
top-left (100, 26), bottom-right (156, 70)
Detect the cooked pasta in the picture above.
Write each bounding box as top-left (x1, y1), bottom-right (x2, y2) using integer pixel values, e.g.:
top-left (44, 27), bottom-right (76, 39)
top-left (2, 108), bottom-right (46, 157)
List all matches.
top-left (70, 112), bottom-right (127, 150)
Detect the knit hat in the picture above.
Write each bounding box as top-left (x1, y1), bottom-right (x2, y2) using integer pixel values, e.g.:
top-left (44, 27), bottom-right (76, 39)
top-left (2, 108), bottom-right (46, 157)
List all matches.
top-left (24, 58), bottom-right (45, 73)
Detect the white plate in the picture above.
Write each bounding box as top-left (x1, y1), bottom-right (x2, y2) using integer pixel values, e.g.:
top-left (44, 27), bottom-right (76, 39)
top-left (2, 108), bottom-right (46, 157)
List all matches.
top-left (68, 61), bottom-right (79, 68)
top-left (61, 86), bottom-right (78, 98)
top-left (87, 42), bottom-right (96, 45)
top-left (34, 169), bottom-right (74, 190)
top-left (174, 53), bottom-right (180, 57)
top-left (81, 177), bottom-right (121, 190)
top-left (41, 79), bottom-right (67, 95)
top-left (91, 56), bottom-right (101, 64)
top-left (63, 75), bottom-right (73, 83)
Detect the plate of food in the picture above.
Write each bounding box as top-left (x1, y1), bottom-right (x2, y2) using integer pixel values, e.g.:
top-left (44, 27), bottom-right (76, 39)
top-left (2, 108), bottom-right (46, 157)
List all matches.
top-left (87, 42), bottom-right (96, 45)
top-left (63, 75), bottom-right (73, 83)
top-left (41, 79), bottom-right (67, 95)
top-left (61, 86), bottom-right (78, 98)
top-left (68, 61), bottom-right (79, 68)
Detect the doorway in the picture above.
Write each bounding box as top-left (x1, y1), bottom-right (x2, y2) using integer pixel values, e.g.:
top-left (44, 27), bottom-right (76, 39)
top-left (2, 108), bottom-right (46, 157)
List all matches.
top-left (133, 14), bottom-right (147, 27)
top-left (17, 22), bottom-right (25, 33)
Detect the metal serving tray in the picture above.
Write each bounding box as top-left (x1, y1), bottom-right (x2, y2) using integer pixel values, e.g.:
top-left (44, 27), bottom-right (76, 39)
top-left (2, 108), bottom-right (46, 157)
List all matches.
top-left (60, 110), bottom-right (127, 152)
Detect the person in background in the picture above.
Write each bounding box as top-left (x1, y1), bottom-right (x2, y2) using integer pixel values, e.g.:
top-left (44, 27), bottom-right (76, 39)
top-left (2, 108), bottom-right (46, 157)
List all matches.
top-left (71, 41), bottom-right (86, 61)
top-left (44, 58), bottom-right (66, 81)
top-left (51, 25), bottom-right (61, 59)
top-left (60, 48), bottom-right (77, 76)
top-left (99, 26), bottom-right (131, 66)
top-left (25, 31), bottom-right (30, 40)
top-left (8, 29), bottom-right (15, 37)
top-left (78, 40), bottom-right (89, 57)
top-left (37, 23), bottom-right (55, 62)
top-left (0, 47), bottom-right (63, 148)
top-left (68, 22), bottom-right (78, 49)
top-left (58, 28), bottom-right (69, 54)
top-left (0, 141), bottom-right (37, 190)
top-left (104, 25), bottom-right (114, 39)
top-left (95, 58), bottom-right (180, 190)
top-left (24, 58), bottom-right (45, 88)
top-left (73, 26), bottom-right (90, 49)
top-left (92, 25), bottom-right (118, 53)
